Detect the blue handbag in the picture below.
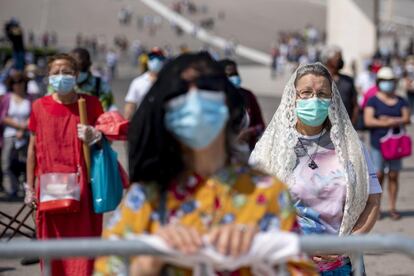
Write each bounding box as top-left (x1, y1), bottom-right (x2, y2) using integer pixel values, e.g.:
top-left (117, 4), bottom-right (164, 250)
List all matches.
top-left (90, 137), bottom-right (123, 213)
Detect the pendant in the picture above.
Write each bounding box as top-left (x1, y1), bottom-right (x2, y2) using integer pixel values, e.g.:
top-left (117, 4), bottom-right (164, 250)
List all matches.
top-left (308, 160), bottom-right (318, 170)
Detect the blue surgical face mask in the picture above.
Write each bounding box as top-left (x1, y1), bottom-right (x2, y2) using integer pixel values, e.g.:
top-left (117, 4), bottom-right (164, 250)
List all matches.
top-left (164, 89), bottom-right (229, 149)
top-left (296, 98), bottom-right (331, 127)
top-left (228, 75), bottom-right (242, 88)
top-left (49, 74), bottom-right (76, 95)
top-left (148, 58), bottom-right (164, 73)
top-left (77, 71), bottom-right (89, 83)
top-left (378, 80), bottom-right (396, 93)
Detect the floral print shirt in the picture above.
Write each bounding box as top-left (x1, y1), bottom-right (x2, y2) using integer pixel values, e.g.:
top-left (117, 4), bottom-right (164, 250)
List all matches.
top-left (94, 164), bottom-right (316, 275)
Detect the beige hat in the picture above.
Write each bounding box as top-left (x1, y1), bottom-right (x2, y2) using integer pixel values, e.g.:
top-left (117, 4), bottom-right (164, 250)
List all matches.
top-left (25, 64), bottom-right (38, 73)
top-left (377, 67), bottom-right (395, 80)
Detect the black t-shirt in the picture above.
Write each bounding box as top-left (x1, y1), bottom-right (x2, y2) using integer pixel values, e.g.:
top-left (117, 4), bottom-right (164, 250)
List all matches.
top-left (335, 74), bottom-right (357, 119)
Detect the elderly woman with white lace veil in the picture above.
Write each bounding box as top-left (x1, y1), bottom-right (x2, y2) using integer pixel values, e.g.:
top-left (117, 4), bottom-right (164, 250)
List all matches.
top-left (250, 63), bottom-right (382, 275)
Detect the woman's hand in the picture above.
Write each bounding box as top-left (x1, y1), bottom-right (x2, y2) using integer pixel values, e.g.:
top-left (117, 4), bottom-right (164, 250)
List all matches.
top-left (23, 183), bottom-right (37, 208)
top-left (207, 224), bottom-right (258, 257)
top-left (130, 256), bottom-right (165, 276)
top-left (15, 130), bottom-right (25, 139)
top-left (19, 121), bottom-right (28, 130)
top-left (156, 224), bottom-right (203, 254)
top-left (77, 124), bottom-right (102, 146)
top-left (379, 115), bottom-right (403, 127)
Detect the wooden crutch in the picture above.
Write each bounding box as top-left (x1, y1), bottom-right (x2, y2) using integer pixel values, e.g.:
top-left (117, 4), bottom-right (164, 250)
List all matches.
top-left (78, 98), bottom-right (90, 179)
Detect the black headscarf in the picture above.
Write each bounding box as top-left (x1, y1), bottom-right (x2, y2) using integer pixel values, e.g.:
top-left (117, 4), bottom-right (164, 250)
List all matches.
top-left (128, 52), bottom-right (245, 186)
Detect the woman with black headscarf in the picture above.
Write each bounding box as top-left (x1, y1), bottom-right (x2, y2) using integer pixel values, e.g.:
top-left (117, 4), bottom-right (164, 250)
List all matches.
top-left (95, 52), bottom-right (314, 275)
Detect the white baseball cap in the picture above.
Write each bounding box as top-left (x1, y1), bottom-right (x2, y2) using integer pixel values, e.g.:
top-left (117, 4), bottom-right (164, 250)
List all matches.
top-left (377, 67), bottom-right (395, 80)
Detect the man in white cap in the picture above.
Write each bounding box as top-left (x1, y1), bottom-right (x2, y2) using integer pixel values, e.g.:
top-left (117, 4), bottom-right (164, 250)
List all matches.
top-left (361, 66), bottom-right (394, 109)
top-left (124, 47), bottom-right (166, 120)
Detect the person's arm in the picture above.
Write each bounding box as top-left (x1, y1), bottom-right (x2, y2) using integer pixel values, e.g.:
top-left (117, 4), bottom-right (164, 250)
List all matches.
top-left (351, 96), bottom-right (359, 126)
top-left (124, 102), bottom-right (137, 121)
top-left (25, 134), bottom-right (37, 205)
top-left (400, 106), bottom-right (411, 125)
top-left (351, 194), bottom-right (381, 234)
top-left (124, 79), bottom-right (139, 120)
top-left (95, 184), bottom-right (164, 275)
top-left (26, 134), bottom-right (36, 189)
top-left (2, 116), bottom-right (27, 130)
top-left (364, 106), bottom-right (401, 128)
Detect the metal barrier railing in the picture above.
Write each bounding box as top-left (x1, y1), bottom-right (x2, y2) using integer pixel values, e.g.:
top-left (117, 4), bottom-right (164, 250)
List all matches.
top-left (1, 234), bottom-right (413, 276)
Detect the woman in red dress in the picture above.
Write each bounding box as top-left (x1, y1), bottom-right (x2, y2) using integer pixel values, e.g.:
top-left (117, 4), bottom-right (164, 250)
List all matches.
top-left (25, 53), bottom-right (104, 275)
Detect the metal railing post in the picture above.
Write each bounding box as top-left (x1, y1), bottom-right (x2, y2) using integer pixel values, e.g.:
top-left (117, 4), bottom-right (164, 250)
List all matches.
top-left (353, 253), bottom-right (364, 276)
top-left (0, 234), bottom-right (414, 274)
top-left (123, 256), bottom-right (130, 276)
top-left (277, 262), bottom-right (288, 276)
top-left (43, 258), bottom-right (52, 276)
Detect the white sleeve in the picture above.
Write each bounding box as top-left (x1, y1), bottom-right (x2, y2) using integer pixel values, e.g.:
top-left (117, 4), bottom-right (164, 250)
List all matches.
top-left (361, 143), bottom-right (382, 194)
top-left (125, 79), bottom-right (139, 103)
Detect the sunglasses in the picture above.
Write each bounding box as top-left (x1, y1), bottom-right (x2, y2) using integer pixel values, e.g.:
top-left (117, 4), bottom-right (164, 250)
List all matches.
top-left (12, 79), bottom-right (25, 85)
top-left (183, 75), bottom-right (228, 92)
top-left (148, 54), bottom-right (165, 60)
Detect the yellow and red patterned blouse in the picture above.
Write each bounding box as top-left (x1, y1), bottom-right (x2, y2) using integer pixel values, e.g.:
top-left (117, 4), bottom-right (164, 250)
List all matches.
top-left (94, 164), bottom-right (316, 275)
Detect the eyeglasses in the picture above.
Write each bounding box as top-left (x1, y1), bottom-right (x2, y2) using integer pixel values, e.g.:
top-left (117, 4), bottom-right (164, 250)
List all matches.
top-left (296, 89), bottom-right (332, 99)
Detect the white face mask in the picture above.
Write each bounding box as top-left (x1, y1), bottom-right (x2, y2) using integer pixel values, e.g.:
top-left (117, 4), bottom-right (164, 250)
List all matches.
top-left (147, 58), bottom-right (164, 73)
top-left (164, 89), bottom-right (229, 149)
top-left (49, 74), bottom-right (76, 94)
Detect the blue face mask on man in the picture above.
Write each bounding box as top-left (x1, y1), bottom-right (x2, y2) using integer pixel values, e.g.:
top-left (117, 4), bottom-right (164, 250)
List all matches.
top-left (228, 75), bottom-right (242, 88)
top-left (378, 80), bottom-right (396, 93)
top-left (164, 89), bottom-right (229, 149)
top-left (49, 74), bottom-right (76, 95)
top-left (148, 58), bottom-right (164, 73)
top-left (295, 98), bottom-right (331, 127)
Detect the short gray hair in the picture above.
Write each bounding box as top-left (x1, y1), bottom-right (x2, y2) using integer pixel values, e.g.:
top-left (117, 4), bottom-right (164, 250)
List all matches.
top-left (319, 45), bottom-right (342, 65)
top-left (294, 62), bottom-right (333, 86)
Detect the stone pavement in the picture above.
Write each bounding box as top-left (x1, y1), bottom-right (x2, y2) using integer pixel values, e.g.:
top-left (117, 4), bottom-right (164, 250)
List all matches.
top-left (1, 66), bottom-right (414, 275)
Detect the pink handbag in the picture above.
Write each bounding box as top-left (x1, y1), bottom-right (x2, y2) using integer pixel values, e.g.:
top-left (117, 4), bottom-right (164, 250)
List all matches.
top-left (380, 128), bottom-right (412, 160)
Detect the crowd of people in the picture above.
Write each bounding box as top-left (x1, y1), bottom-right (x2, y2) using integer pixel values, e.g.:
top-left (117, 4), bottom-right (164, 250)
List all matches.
top-left (1, 15), bottom-right (414, 276)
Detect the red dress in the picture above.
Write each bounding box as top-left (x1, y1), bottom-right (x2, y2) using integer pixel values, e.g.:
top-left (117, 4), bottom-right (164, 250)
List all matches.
top-left (28, 94), bottom-right (104, 276)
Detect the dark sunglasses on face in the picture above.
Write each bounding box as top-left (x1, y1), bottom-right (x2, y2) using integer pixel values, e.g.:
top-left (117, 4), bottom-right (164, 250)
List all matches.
top-left (148, 54), bottom-right (165, 60)
top-left (12, 79), bottom-right (25, 85)
top-left (187, 75), bottom-right (228, 92)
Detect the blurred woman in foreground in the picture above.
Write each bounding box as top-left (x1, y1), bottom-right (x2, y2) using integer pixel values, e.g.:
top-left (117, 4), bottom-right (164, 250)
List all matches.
top-left (95, 52), bottom-right (315, 275)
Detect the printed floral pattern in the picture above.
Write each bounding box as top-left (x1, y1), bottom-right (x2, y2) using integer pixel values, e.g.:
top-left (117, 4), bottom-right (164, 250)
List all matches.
top-left (125, 185), bottom-right (146, 211)
top-left (95, 164), bottom-right (313, 275)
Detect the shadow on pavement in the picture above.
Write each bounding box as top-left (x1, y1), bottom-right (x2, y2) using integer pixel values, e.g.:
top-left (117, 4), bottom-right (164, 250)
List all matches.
top-left (0, 267), bottom-right (16, 273)
top-left (381, 210), bottom-right (414, 219)
top-left (0, 195), bottom-right (24, 203)
top-left (401, 166), bottom-right (414, 172)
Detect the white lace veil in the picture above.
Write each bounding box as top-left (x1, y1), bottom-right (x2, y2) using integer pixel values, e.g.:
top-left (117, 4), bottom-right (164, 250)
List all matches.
top-left (250, 63), bottom-right (369, 236)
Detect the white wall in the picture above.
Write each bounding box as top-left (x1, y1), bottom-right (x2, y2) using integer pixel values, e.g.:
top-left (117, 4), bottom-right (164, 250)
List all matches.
top-left (327, 0), bottom-right (377, 71)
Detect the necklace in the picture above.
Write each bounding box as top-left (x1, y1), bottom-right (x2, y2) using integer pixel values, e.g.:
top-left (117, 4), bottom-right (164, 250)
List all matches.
top-left (298, 131), bottom-right (323, 170)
